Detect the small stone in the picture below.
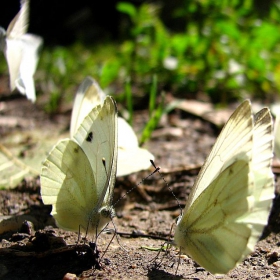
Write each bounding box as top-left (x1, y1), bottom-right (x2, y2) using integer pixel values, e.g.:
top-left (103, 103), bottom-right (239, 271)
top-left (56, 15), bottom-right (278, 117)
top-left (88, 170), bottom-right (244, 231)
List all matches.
top-left (273, 261), bottom-right (280, 268)
top-left (62, 273), bottom-right (78, 280)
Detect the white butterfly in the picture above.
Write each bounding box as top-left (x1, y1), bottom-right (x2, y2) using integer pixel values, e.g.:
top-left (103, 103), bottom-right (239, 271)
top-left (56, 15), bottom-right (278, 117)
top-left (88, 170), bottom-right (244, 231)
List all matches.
top-left (70, 76), bottom-right (154, 177)
top-left (0, 0), bottom-right (43, 102)
top-left (40, 96), bottom-right (117, 234)
top-left (174, 100), bottom-right (275, 274)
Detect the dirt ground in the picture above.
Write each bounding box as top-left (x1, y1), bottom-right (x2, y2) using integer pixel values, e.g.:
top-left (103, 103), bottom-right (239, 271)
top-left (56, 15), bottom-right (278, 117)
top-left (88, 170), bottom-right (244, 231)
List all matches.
top-left (0, 92), bottom-right (280, 280)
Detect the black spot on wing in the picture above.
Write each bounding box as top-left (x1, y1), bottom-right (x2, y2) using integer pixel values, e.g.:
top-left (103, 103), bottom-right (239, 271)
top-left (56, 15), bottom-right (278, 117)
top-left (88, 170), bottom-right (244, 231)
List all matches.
top-left (86, 132), bottom-right (93, 142)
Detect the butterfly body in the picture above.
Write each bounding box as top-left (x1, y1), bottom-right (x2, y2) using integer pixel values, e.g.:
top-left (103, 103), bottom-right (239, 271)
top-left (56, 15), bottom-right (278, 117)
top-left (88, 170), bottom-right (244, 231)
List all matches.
top-left (174, 100), bottom-right (274, 274)
top-left (41, 96), bottom-right (117, 234)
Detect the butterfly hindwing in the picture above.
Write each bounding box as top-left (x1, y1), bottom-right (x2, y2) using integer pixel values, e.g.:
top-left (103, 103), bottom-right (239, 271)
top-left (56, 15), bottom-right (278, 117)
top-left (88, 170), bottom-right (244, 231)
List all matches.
top-left (117, 117), bottom-right (154, 176)
top-left (41, 139), bottom-right (98, 232)
top-left (175, 160), bottom-right (253, 274)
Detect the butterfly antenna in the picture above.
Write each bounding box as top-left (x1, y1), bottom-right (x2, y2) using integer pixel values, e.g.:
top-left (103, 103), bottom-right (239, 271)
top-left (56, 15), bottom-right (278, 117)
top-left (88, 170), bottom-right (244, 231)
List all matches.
top-left (150, 160), bottom-right (183, 215)
top-left (113, 163), bottom-right (160, 208)
top-left (110, 218), bottom-right (129, 253)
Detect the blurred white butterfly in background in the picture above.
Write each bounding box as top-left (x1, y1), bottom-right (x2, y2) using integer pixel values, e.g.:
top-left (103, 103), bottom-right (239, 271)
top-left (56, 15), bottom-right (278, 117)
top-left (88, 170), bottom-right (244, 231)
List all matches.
top-left (0, 0), bottom-right (43, 102)
top-left (174, 100), bottom-right (275, 275)
top-left (40, 96), bottom-right (117, 234)
top-left (71, 76), bottom-right (154, 177)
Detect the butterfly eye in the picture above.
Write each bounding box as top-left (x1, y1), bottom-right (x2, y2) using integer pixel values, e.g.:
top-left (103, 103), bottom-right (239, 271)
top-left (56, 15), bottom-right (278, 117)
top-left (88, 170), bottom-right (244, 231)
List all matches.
top-left (100, 207), bottom-right (115, 219)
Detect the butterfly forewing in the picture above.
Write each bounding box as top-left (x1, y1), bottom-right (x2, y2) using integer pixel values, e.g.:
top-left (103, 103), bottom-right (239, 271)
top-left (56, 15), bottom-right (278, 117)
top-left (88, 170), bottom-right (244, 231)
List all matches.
top-left (73, 96), bottom-right (118, 210)
top-left (174, 100), bottom-right (274, 274)
top-left (7, 0), bottom-right (29, 38)
top-left (185, 100), bottom-right (253, 211)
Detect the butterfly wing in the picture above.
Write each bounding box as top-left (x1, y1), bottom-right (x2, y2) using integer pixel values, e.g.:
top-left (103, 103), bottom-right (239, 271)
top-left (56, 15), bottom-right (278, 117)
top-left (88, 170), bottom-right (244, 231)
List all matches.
top-left (14, 34), bottom-right (42, 102)
top-left (237, 108), bottom-right (275, 247)
top-left (185, 100), bottom-right (253, 211)
top-left (41, 139), bottom-right (99, 232)
top-left (73, 96), bottom-right (118, 229)
top-left (70, 77), bottom-right (106, 138)
top-left (7, 0), bottom-right (29, 39)
top-left (5, 38), bottom-right (23, 91)
top-left (3, 0), bottom-right (41, 100)
top-left (16, 34), bottom-right (42, 100)
top-left (175, 160), bottom-right (253, 274)
top-left (70, 77), bottom-right (153, 176)
top-left (117, 117), bottom-right (154, 176)
top-left (174, 100), bottom-right (274, 274)
top-left (41, 96), bottom-right (118, 233)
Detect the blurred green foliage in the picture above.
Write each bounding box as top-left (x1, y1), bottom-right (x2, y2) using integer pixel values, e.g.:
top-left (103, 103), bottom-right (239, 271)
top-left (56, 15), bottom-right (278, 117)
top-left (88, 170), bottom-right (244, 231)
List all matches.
top-left (115, 0), bottom-right (280, 103)
top-left (36, 0), bottom-right (280, 111)
top-left (0, 0), bottom-right (276, 142)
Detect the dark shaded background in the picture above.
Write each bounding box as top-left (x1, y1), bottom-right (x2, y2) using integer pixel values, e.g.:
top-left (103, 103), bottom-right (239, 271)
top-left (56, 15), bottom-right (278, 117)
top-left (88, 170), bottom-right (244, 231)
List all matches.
top-left (0, 0), bottom-right (274, 46)
top-left (0, 0), bottom-right (141, 45)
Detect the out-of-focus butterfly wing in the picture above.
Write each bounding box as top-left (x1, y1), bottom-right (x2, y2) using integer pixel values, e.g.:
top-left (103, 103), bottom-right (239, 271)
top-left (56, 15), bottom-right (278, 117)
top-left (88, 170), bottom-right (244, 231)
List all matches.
top-left (117, 117), bottom-right (154, 176)
top-left (5, 38), bottom-right (23, 91)
top-left (70, 77), bottom-right (106, 138)
top-left (15, 34), bottom-right (43, 102)
top-left (7, 0), bottom-right (29, 39)
top-left (70, 77), bottom-right (153, 176)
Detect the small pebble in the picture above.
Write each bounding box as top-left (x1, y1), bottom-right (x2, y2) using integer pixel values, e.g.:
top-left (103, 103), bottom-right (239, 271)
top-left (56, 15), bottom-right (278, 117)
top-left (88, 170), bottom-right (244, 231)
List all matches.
top-left (62, 273), bottom-right (78, 280)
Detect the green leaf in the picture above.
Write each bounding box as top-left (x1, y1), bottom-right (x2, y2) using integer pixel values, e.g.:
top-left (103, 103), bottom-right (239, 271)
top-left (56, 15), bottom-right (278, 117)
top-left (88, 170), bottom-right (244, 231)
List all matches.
top-left (116, 2), bottom-right (137, 19)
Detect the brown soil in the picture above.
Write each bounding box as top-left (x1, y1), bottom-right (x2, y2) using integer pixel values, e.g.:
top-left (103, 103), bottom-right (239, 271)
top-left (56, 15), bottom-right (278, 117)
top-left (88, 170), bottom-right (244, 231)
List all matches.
top-left (0, 93), bottom-right (280, 280)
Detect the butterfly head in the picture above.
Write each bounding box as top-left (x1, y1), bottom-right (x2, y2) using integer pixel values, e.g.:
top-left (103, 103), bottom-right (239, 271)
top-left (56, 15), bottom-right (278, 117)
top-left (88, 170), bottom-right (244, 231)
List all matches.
top-left (87, 206), bottom-right (115, 234)
top-left (100, 205), bottom-right (115, 220)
